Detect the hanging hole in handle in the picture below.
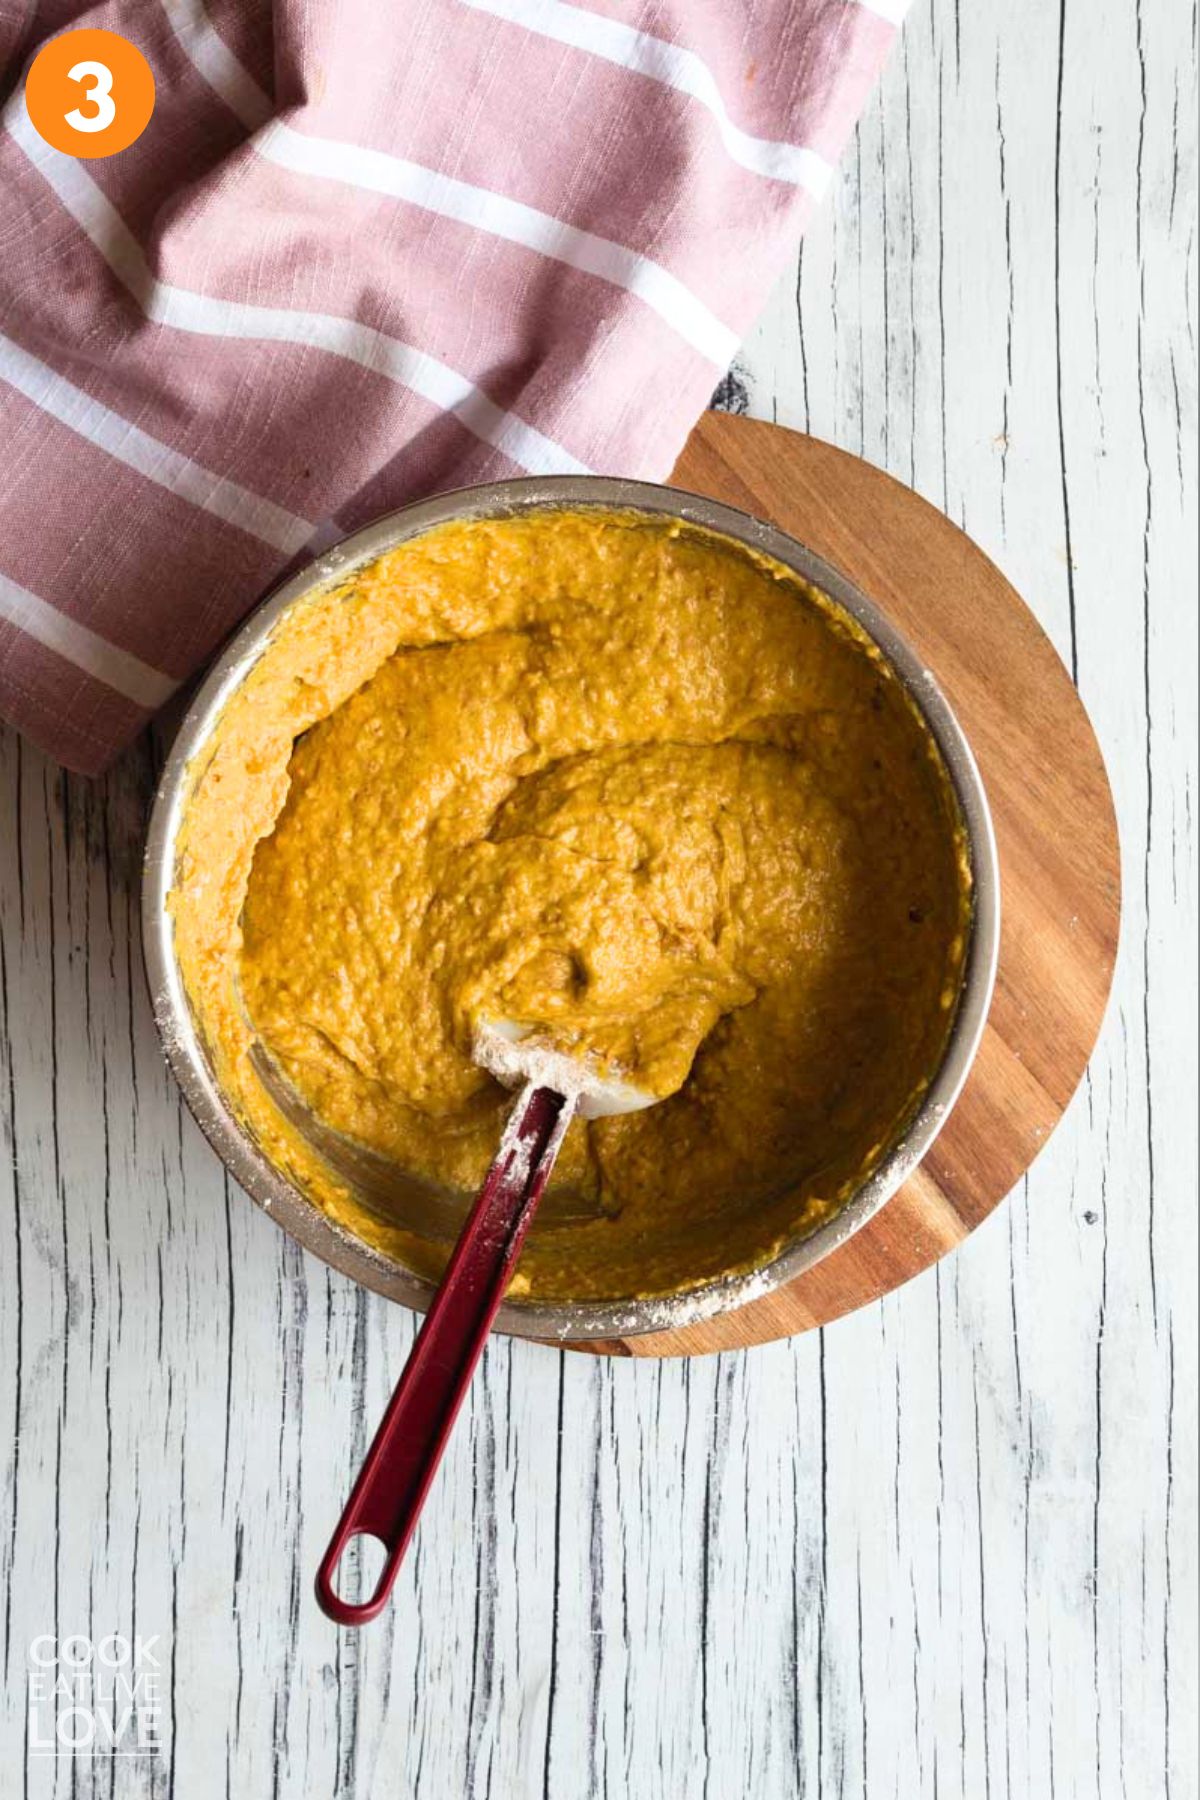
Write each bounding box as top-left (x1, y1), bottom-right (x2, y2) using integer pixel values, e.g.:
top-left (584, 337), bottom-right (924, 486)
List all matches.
top-left (318, 1529), bottom-right (394, 1624)
top-left (341, 1530), bottom-right (390, 1606)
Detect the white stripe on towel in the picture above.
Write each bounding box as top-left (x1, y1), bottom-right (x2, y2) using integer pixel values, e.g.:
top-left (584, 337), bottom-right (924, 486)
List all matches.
top-left (159, 0), bottom-right (273, 131)
top-left (0, 570), bottom-right (178, 708)
top-left (6, 99), bottom-right (592, 479)
top-left (0, 333), bottom-right (313, 555)
top-left (155, 0), bottom-right (741, 366)
top-left (460, 0), bottom-right (835, 197)
top-left (254, 121), bottom-right (741, 367)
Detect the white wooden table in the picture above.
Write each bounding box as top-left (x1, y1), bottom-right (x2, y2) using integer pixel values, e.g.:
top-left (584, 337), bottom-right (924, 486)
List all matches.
top-left (2, 1), bottom-right (1195, 1793)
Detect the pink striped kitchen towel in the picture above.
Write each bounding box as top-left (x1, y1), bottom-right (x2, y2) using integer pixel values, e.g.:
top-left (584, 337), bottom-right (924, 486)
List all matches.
top-left (0, 0), bottom-right (905, 774)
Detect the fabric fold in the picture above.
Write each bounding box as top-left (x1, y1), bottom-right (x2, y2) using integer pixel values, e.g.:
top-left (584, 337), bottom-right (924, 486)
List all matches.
top-left (0, 0), bottom-right (905, 773)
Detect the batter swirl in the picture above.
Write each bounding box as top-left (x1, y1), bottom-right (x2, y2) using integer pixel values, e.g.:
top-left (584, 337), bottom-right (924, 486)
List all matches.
top-left (175, 509), bottom-right (970, 1301)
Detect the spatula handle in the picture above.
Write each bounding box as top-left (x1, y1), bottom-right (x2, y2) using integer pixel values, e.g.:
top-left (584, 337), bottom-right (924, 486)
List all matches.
top-left (315, 1081), bottom-right (573, 1625)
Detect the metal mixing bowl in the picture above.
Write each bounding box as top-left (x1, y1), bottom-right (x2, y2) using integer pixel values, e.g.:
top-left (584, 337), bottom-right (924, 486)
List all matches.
top-left (142, 477), bottom-right (1000, 1341)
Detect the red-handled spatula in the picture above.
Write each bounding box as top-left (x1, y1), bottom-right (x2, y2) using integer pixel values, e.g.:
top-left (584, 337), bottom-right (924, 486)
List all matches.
top-left (315, 1020), bottom-right (655, 1626)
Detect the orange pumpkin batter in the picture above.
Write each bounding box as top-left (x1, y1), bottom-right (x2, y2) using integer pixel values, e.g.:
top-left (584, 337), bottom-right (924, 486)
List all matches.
top-left (172, 509), bottom-right (970, 1303)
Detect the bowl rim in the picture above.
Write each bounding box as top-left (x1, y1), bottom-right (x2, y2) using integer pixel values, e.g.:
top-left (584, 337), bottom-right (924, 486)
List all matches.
top-left (142, 474), bottom-right (1001, 1342)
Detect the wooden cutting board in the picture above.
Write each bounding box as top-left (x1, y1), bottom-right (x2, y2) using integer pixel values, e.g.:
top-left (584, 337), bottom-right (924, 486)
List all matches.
top-left (576, 413), bottom-right (1121, 1359)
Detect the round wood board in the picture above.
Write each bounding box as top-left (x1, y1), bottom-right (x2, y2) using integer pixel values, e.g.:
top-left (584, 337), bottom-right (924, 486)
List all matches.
top-left (574, 413), bottom-right (1121, 1359)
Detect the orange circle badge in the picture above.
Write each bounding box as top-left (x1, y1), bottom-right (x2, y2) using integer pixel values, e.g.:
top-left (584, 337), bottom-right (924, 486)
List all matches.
top-left (25, 28), bottom-right (155, 159)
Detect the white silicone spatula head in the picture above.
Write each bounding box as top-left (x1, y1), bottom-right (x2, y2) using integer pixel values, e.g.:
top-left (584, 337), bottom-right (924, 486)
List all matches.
top-left (471, 1015), bottom-right (658, 1119)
